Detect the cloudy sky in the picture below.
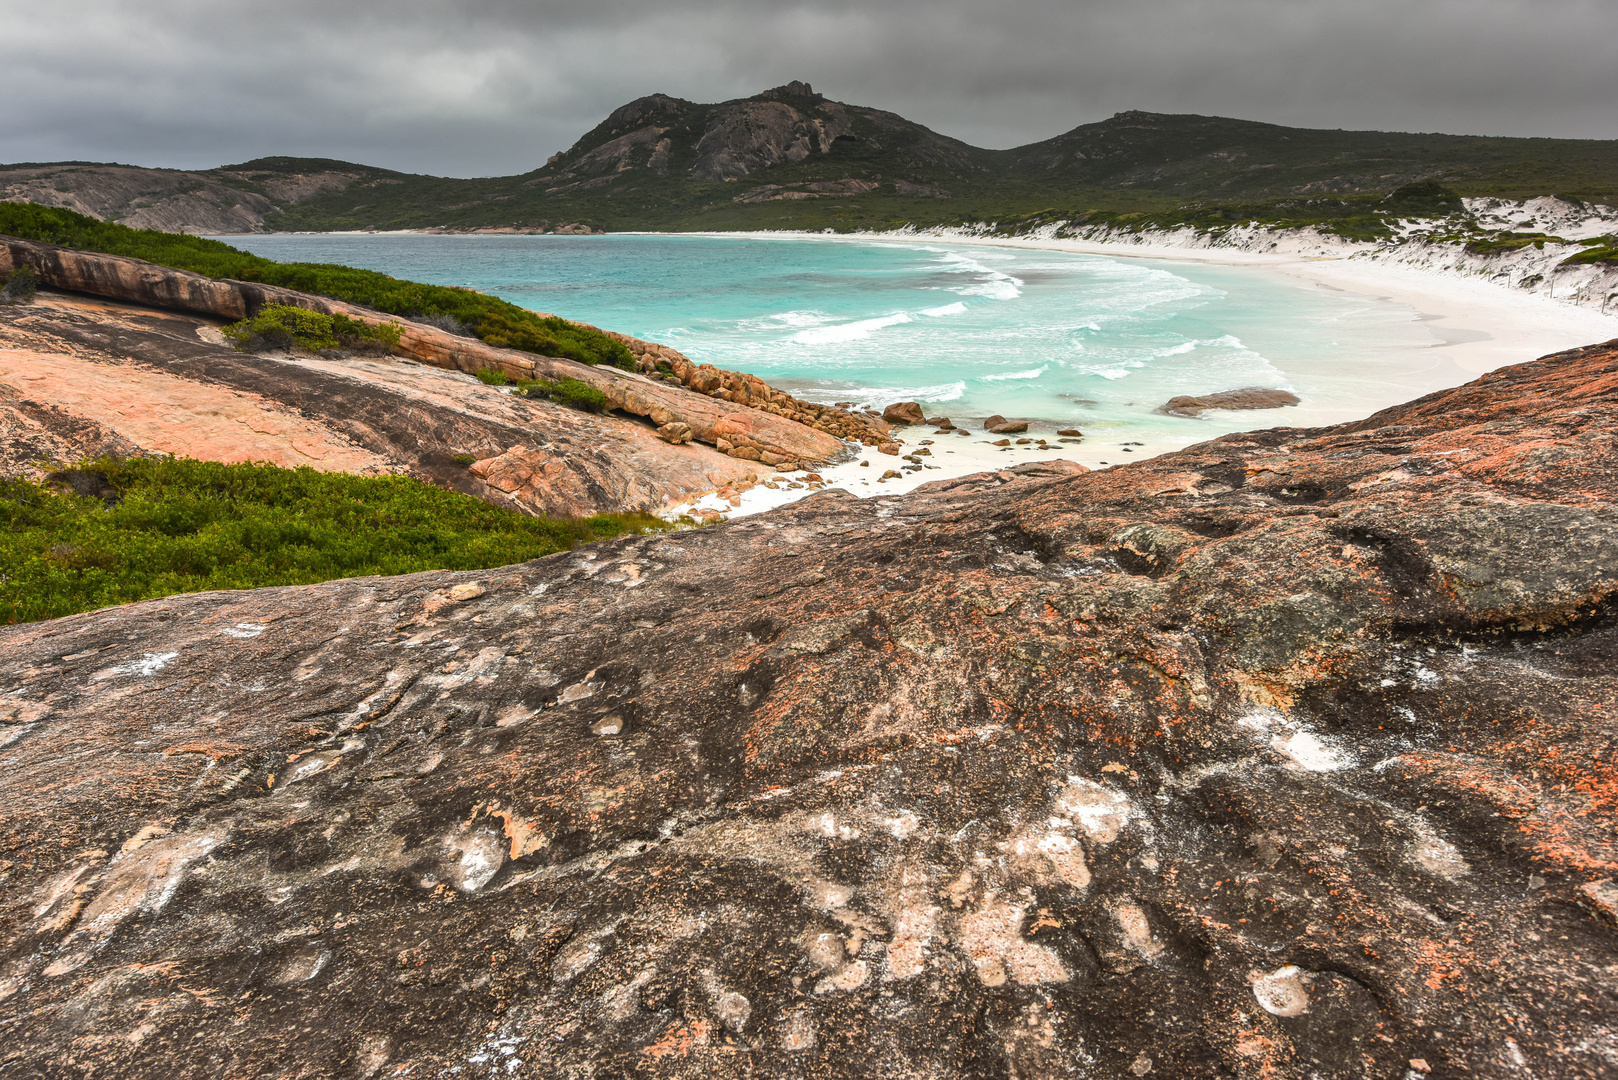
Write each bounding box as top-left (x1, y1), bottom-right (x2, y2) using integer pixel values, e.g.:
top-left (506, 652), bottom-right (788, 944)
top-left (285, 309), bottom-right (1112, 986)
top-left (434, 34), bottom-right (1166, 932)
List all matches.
top-left (6, 0), bottom-right (1616, 177)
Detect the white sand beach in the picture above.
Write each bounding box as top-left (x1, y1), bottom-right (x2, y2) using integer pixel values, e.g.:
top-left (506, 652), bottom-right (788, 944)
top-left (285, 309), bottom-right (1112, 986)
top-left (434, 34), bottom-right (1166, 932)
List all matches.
top-left (664, 228), bottom-right (1618, 520)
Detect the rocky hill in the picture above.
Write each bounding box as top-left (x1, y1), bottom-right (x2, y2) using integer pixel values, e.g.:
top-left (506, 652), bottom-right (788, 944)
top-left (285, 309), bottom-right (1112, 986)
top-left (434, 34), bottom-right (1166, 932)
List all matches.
top-left (1, 331), bottom-right (1615, 1077)
top-left (6, 84), bottom-right (1617, 234)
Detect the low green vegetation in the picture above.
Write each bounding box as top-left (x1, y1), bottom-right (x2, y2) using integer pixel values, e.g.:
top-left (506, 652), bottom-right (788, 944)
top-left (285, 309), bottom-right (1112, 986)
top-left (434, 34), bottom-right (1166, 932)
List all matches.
top-left (474, 370), bottom-right (610, 412)
top-left (0, 456), bottom-right (673, 625)
top-left (0, 202), bottom-right (635, 369)
top-left (223, 304), bottom-right (402, 353)
top-left (1009, 182), bottom-right (1470, 244)
top-left (1561, 235), bottom-right (1618, 267)
top-left (517, 376), bottom-right (609, 412)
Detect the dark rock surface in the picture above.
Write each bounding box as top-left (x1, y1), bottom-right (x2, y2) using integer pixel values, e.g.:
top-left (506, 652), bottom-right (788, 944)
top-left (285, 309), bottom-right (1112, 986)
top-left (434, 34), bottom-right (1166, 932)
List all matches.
top-left (1161, 387), bottom-right (1304, 417)
top-left (2, 341), bottom-right (1618, 1078)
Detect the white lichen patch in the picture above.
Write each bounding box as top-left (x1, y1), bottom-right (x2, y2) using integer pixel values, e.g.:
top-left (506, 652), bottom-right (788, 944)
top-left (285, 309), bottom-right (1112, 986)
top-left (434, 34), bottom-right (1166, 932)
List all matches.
top-left (557, 679), bottom-right (598, 704)
top-left (882, 810), bottom-right (920, 838)
top-left (780, 1009), bottom-right (818, 1051)
top-left (884, 901), bottom-right (940, 980)
top-left (1409, 829), bottom-right (1470, 881)
top-left (1052, 777), bottom-right (1135, 843)
top-left (1004, 826), bottom-right (1091, 890)
top-left (814, 959), bottom-right (869, 994)
top-left (45, 825), bottom-right (227, 975)
top-left (1251, 965), bottom-right (1311, 1017)
top-left (220, 622), bottom-right (266, 639)
top-left (1113, 901), bottom-right (1164, 960)
top-left (1272, 730), bottom-right (1351, 772)
top-left (1239, 708), bottom-right (1352, 772)
top-left (954, 895), bottom-right (1070, 987)
top-left (441, 826), bottom-right (506, 892)
top-left (93, 651), bottom-right (178, 681)
top-left (713, 990), bottom-right (752, 1031)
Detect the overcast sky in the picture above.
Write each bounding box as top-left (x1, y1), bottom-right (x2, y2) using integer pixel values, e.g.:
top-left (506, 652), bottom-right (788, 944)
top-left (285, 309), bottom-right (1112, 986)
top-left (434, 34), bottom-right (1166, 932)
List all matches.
top-left (6, 0), bottom-right (1616, 177)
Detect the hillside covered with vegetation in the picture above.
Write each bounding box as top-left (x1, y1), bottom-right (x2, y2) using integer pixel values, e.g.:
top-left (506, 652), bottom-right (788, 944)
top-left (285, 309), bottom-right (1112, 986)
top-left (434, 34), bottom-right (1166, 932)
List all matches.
top-left (0, 203), bottom-right (635, 367)
top-left (6, 85), bottom-right (1614, 238)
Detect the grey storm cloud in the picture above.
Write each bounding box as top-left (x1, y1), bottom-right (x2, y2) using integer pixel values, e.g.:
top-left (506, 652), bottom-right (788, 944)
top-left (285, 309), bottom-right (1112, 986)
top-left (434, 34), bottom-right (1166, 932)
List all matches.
top-left (4, 0), bottom-right (1616, 176)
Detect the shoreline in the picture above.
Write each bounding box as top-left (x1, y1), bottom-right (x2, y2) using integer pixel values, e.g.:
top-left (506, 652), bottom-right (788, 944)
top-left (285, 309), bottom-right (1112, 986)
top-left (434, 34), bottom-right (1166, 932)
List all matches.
top-left (673, 227), bottom-right (1618, 380)
top-left (655, 226), bottom-right (1618, 518)
top-left (214, 226), bottom-right (1618, 520)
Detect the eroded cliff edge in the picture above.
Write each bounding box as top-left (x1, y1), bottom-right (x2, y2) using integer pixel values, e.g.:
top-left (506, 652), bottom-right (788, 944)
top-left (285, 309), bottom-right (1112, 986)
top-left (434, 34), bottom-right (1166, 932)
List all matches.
top-left (1, 341), bottom-right (1616, 1078)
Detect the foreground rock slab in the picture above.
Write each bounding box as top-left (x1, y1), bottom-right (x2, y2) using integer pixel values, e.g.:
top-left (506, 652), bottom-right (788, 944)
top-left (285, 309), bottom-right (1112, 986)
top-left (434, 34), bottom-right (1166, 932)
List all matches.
top-left (1, 342), bottom-right (1617, 1078)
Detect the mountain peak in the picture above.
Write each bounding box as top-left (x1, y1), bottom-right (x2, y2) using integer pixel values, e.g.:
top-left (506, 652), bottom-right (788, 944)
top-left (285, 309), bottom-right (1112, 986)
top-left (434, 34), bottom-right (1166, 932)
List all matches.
top-left (760, 81), bottom-right (820, 101)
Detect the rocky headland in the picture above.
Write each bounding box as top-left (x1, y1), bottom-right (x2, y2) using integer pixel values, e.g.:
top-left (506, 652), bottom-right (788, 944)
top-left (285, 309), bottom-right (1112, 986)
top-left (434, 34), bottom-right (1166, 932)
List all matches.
top-left (1, 330), bottom-right (1615, 1077)
top-left (0, 239), bottom-right (896, 517)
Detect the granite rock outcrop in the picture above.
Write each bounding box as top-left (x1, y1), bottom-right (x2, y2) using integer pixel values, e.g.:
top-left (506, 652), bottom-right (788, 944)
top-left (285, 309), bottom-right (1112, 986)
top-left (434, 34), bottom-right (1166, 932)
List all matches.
top-left (1159, 387), bottom-right (1304, 417)
top-left (0, 293), bottom-right (766, 516)
top-left (1, 340), bottom-right (1616, 1077)
top-left (0, 238), bottom-right (854, 472)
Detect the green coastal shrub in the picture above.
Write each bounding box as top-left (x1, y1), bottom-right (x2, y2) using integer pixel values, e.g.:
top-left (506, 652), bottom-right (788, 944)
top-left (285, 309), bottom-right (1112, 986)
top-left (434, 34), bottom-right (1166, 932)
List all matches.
top-left (475, 368), bottom-right (510, 386)
top-left (518, 376), bottom-right (610, 412)
top-left (222, 304), bottom-right (402, 353)
top-left (0, 456), bottom-right (674, 625)
top-left (0, 202), bottom-right (635, 369)
top-left (1560, 235), bottom-right (1618, 267)
top-left (1, 263), bottom-right (37, 304)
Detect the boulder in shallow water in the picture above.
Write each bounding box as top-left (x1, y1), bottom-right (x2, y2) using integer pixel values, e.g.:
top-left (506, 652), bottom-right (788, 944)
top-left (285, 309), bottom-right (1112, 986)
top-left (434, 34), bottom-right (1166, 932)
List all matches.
top-left (882, 401), bottom-right (925, 425)
top-left (1159, 386), bottom-right (1302, 417)
top-left (988, 420), bottom-right (1029, 434)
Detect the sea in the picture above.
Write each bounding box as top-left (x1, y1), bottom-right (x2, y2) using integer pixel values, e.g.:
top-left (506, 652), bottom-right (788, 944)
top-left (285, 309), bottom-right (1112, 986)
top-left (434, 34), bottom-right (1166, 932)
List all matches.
top-left (217, 232), bottom-right (1474, 461)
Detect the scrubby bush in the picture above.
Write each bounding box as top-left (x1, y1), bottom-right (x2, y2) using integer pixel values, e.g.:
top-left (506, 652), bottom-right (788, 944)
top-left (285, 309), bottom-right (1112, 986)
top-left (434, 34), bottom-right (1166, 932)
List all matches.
top-left (221, 304), bottom-right (402, 354)
top-left (1, 263), bottom-right (37, 304)
top-left (475, 368), bottom-right (510, 386)
top-left (0, 202), bottom-right (636, 369)
top-left (517, 376), bottom-right (610, 412)
top-left (417, 312), bottom-right (477, 338)
top-left (0, 456), bottom-right (673, 624)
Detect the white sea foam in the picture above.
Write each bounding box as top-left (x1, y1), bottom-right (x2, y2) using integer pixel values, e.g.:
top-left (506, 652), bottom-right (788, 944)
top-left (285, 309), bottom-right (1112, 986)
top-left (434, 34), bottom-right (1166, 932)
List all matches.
top-left (737, 309), bottom-right (834, 332)
top-left (920, 302), bottom-right (969, 317)
top-left (789, 311), bottom-right (913, 345)
top-left (979, 365), bottom-right (1049, 382)
top-left (933, 249), bottom-right (1025, 301)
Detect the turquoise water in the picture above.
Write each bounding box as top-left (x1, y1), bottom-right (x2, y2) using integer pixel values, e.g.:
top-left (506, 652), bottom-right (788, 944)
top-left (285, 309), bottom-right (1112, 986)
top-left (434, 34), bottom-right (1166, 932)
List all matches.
top-left (219, 232), bottom-right (1466, 454)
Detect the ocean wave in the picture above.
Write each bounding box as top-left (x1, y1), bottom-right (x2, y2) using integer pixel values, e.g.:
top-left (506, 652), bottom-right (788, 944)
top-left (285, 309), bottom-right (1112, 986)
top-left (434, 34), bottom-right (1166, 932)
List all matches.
top-left (1152, 334), bottom-right (1250, 358)
top-left (797, 380), bottom-right (967, 409)
top-left (920, 301), bottom-right (968, 317)
top-left (734, 309), bottom-right (833, 333)
top-left (979, 364), bottom-right (1049, 382)
top-left (789, 311), bottom-right (913, 345)
top-left (932, 250), bottom-right (1025, 302)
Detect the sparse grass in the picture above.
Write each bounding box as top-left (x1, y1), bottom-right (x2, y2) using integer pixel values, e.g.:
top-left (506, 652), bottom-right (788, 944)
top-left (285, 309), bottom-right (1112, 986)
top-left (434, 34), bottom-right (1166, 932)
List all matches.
top-left (0, 456), bottom-right (674, 624)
